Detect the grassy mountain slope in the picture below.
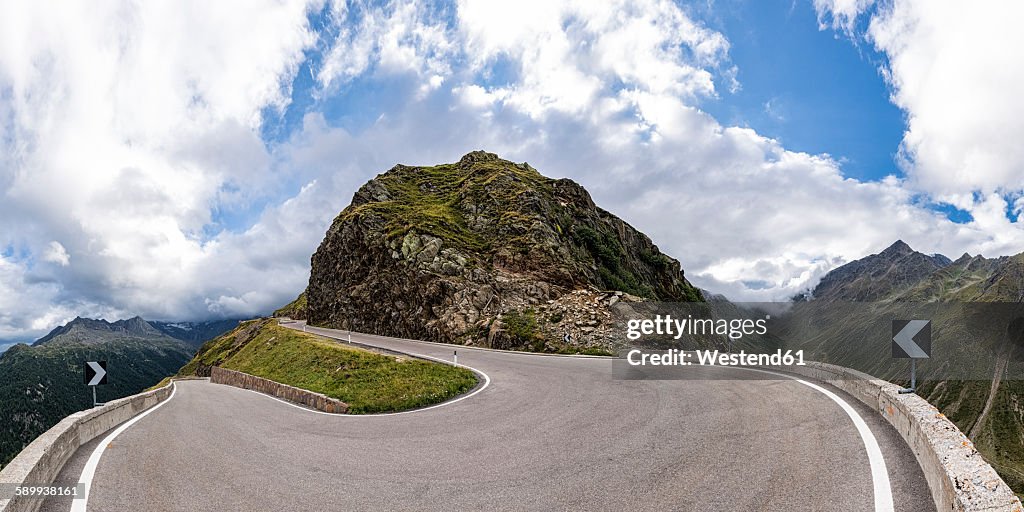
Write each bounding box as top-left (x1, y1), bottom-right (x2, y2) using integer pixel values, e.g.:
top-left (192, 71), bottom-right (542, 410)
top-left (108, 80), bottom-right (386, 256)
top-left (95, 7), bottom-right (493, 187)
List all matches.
top-left (178, 319), bottom-right (477, 414)
top-left (272, 292), bottom-right (307, 320)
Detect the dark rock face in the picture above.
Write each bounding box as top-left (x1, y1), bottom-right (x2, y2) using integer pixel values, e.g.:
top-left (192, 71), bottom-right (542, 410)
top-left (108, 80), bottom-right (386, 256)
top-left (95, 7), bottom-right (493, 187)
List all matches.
top-left (306, 151), bottom-right (702, 351)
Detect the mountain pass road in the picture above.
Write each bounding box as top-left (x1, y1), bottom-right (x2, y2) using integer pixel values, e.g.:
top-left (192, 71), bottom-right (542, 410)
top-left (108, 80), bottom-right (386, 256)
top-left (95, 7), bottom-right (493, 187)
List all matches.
top-left (43, 321), bottom-right (932, 511)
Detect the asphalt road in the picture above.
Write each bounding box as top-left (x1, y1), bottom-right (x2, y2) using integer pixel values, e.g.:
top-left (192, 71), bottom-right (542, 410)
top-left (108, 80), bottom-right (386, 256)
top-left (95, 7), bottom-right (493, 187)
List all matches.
top-left (46, 322), bottom-right (933, 511)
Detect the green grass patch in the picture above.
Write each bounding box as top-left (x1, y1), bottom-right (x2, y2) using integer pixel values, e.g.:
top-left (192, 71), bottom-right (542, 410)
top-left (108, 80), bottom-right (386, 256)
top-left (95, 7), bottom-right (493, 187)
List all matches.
top-left (503, 309), bottom-right (545, 351)
top-left (335, 159), bottom-right (550, 254)
top-left (273, 292), bottom-right (308, 319)
top-left (180, 320), bottom-right (478, 414)
top-left (568, 347), bottom-right (617, 357)
top-left (571, 225), bottom-right (658, 299)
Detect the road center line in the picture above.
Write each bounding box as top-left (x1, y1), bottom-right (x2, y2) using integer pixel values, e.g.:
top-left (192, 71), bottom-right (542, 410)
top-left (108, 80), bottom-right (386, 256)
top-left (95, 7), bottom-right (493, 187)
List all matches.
top-left (71, 381), bottom-right (177, 512)
top-left (741, 367), bottom-right (895, 512)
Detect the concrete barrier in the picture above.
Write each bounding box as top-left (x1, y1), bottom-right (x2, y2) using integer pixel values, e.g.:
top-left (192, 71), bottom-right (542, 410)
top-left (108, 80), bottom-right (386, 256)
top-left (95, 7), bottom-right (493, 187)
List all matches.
top-left (210, 367), bottom-right (349, 413)
top-left (0, 380), bottom-right (177, 512)
top-left (776, 361), bottom-right (1023, 512)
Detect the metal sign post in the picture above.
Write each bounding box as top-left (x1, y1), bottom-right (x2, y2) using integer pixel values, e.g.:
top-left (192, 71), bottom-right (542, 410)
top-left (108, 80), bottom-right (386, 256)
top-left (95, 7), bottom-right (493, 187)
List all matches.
top-left (84, 361), bottom-right (108, 406)
top-left (892, 320), bottom-right (931, 394)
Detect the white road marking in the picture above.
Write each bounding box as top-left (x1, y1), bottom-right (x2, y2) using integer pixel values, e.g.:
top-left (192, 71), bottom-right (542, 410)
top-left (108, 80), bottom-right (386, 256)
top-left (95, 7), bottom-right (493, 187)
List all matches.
top-left (70, 382), bottom-right (177, 512)
top-left (212, 341), bottom-right (894, 511)
top-left (70, 322), bottom-right (893, 512)
top-left (742, 367), bottom-right (895, 512)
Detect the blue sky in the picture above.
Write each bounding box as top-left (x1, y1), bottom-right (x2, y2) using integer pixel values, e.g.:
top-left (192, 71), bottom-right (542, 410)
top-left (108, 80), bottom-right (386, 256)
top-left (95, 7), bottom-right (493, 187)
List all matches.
top-left (235, 0), bottom-right (915, 240)
top-left (1, 0), bottom-right (1023, 342)
top-left (701, 0), bottom-right (904, 183)
top-left (264, 0), bottom-right (905, 189)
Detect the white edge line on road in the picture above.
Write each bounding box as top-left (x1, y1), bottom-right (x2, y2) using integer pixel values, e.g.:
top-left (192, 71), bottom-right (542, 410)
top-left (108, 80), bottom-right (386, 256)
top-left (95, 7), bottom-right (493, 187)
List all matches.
top-left (742, 367), bottom-right (895, 512)
top-left (70, 381), bottom-right (177, 512)
top-left (240, 333), bottom-right (895, 511)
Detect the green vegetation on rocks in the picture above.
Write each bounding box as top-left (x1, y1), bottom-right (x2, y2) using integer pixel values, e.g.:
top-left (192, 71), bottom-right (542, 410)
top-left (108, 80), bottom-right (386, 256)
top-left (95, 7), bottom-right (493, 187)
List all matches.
top-left (179, 320), bottom-right (478, 414)
top-left (502, 309), bottom-right (543, 351)
top-left (273, 292), bottom-right (308, 320)
top-left (305, 151), bottom-right (702, 353)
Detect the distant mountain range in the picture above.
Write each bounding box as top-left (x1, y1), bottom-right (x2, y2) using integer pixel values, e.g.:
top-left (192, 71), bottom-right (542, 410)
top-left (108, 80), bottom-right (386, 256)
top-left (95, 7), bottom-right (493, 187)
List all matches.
top-left (806, 240), bottom-right (952, 302)
top-left (789, 240), bottom-right (1024, 493)
top-left (148, 319), bottom-right (246, 348)
top-left (801, 239), bottom-right (1024, 303)
top-left (32, 316), bottom-right (167, 347)
top-left (0, 316), bottom-right (239, 469)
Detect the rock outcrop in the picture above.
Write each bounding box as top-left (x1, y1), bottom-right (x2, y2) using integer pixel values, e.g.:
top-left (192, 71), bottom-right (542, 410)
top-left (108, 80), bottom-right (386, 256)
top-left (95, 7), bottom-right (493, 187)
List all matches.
top-left (304, 151), bottom-right (702, 352)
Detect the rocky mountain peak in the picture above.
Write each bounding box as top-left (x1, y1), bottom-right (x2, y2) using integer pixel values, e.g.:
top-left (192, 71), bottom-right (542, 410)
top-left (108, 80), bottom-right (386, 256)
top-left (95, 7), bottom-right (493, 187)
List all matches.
top-left (811, 240), bottom-right (951, 301)
top-left (33, 316), bottom-right (172, 347)
top-left (115, 316), bottom-right (163, 337)
top-left (304, 152), bottom-right (702, 352)
top-left (881, 239), bottom-right (913, 256)
top-left (458, 150), bottom-right (501, 165)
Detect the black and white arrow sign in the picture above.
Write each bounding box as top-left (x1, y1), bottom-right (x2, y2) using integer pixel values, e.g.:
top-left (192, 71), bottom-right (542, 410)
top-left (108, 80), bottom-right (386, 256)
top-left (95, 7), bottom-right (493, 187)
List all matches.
top-left (84, 361), bottom-right (107, 386)
top-left (892, 320), bottom-right (931, 359)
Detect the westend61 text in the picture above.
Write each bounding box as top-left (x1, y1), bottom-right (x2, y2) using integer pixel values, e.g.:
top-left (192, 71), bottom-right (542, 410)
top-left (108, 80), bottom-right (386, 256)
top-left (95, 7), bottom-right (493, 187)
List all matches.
top-left (626, 349), bottom-right (806, 367)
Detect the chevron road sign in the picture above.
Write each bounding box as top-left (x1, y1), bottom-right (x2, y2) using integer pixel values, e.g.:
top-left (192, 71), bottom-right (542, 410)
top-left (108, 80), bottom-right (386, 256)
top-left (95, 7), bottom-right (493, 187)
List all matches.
top-left (84, 361), bottom-right (107, 386)
top-left (892, 320), bottom-right (931, 359)
top-left (892, 320), bottom-right (930, 394)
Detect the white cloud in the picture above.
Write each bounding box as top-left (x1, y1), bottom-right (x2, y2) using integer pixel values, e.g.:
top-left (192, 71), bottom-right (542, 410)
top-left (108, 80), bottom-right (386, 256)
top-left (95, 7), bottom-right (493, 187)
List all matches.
top-left (0, 252), bottom-right (119, 341)
top-left (41, 241), bottom-right (70, 267)
top-left (454, 0), bottom-right (730, 119)
top-left (0, 0), bottom-right (320, 335)
top-left (4, 0), bottom-right (1024, 341)
top-left (813, 0), bottom-right (875, 34)
top-left (312, 0), bottom-right (999, 301)
top-left (453, 84), bottom-right (507, 109)
top-left (815, 1), bottom-right (1024, 244)
top-left (869, 1), bottom-right (1024, 196)
top-left (318, 1), bottom-right (454, 92)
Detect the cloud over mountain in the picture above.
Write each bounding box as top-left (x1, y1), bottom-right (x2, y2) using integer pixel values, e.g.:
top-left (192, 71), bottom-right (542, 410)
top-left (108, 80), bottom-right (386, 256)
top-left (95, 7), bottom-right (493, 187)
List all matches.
top-left (1, 0), bottom-right (1022, 340)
